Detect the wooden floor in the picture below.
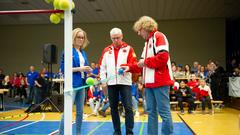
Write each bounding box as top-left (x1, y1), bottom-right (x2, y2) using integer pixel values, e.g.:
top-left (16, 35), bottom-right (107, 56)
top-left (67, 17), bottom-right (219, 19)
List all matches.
top-left (0, 105), bottom-right (240, 135)
top-left (178, 107), bottom-right (240, 135)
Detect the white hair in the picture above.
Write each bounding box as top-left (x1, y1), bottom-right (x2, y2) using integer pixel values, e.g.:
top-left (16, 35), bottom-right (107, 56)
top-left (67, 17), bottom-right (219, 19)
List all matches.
top-left (110, 27), bottom-right (122, 36)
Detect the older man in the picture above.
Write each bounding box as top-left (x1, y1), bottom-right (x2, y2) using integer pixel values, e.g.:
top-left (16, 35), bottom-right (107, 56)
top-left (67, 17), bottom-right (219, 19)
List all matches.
top-left (99, 28), bottom-right (137, 135)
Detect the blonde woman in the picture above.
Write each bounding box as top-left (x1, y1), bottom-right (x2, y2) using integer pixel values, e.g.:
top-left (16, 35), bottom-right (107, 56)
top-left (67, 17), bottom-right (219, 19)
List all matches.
top-left (121, 16), bottom-right (174, 135)
top-left (58, 28), bottom-right (92, 135)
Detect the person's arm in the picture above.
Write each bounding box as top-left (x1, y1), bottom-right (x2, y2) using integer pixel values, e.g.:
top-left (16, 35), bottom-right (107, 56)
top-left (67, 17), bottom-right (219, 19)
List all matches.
top-left (99, 48), bottom-right (109, 94)
top-left (35, 80), bottom-right (41, 87)
top-left (25, 77), bottom-right (29, 86)
top-left (208, 86), bottom-right (213, 100)
top-left (144, 51), bottom-right (169, 69)
top-left (186, 87), bottom-right (193, 97)
top-left (121, 47), bottom-right (142, 73)
top-left (72, 66), bottom-right (92, 72)
top-left (144, 32), bottom-right (170, 69)
top-left (175, 90), bottom-right (182, 98)
top-left (99, 48), bottom-right (108, 82)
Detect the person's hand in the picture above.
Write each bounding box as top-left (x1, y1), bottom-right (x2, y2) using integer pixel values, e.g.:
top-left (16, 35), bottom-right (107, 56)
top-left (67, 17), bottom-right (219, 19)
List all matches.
top-left (101, 82), bottom-right (107, 89)
top-left (120, 66), bottom-right (130, 73)
top-left (81, 66), bottom-right (92, 73)
top-left (137, 59), bottom-right (145, 67)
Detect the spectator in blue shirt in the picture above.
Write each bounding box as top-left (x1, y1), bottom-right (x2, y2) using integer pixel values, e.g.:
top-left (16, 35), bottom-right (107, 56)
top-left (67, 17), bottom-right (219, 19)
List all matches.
top-left (26, 65), bottom-right (39, 104)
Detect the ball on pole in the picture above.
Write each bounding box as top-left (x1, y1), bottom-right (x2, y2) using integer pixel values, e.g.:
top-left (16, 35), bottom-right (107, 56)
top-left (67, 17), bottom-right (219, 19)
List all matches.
top-left (53, 0), bottom-right (60, 9)
top-left (59, 0), bottom-right (71, 10)
top-left (50, 13), bottom-right (61, 24)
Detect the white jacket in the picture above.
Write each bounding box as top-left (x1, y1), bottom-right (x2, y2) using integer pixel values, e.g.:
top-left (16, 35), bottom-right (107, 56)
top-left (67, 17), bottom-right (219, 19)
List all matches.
top-left (99, 42), bottom-right (137, 86)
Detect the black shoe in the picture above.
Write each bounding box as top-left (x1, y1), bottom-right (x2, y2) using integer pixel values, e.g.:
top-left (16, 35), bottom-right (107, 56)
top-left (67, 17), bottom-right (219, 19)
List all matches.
top-left (180, 110), bottom-right (184, 115)
top-left (188, 110), bottom-right (193, 114)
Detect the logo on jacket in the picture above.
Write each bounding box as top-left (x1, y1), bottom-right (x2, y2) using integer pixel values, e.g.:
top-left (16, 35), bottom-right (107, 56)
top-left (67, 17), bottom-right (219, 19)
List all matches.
top-left (149, 44), bottom-right (152, 48)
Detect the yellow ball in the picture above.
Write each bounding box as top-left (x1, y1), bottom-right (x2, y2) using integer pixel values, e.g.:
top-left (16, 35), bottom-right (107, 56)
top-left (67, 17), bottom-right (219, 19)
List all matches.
top-left (59, 0), bottom-right (70, 10)
top-left (86, 77), bottom-right (95, 85)
top-left (56, 13), bottom-right (64, 19)
top-left (53, 0), bottom-right (60, 9)
top-left (50, 13), bottom-right (61, 24)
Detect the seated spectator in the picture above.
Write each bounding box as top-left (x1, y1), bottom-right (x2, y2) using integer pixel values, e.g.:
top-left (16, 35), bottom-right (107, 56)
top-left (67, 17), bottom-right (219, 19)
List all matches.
top-left (88, 85), bottom-right (102, 116)
top-left (187, 74), bottom-right (200, 101)
top-left (184, 64), bottom-right (191, 79)
top-left (174, 64), bottom-right (185, 78)
top-left (2, 75), bottom-right (12, 89)
top-left (198, 79), bottom-right (213, 114)
top-left (191, 61), bottom-right (199, 75)
top-left (176, 80), bottom-right (195, 114)
top-left (199, 66), bottom-right (207, 79)
top-left (99, 97), bottom-right (110, 117)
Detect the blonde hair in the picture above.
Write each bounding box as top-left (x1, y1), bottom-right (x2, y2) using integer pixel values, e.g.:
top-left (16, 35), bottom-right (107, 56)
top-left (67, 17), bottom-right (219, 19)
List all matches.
top-left (72, 28), bottom-right (89, 49)
top-left (133, 16), bottom-right (158, 32)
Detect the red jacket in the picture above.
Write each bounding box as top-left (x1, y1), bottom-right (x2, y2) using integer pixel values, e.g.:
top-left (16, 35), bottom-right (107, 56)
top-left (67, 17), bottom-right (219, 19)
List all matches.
top-left (187, 80), bottom-right (200, 100)
top-left (14, 77), bottom-right (27, 88)
top-left (129, 31), bottom-right (174, 88)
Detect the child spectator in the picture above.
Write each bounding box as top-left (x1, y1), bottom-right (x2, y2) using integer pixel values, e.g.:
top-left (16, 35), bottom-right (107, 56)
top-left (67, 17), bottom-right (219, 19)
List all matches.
top-left (198, 79), bottom-right (213, 114)
top-left (176, 80), bottom-right (195, 114)
top-left (187, 74), bottom-right (200, 100)
top-left (88, 85), bottom-right (102, 116)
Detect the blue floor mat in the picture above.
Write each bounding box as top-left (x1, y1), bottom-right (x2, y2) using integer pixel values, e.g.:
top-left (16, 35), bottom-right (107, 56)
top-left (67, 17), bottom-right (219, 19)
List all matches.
top-left (0, 121), bottom-right (193, 135)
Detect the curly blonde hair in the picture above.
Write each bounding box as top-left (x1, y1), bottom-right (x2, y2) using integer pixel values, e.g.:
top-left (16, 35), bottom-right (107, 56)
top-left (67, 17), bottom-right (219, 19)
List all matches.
top-left (72, 28), bottom-right (89, 49)
top-left (133, 16), bottom-right (158, 32)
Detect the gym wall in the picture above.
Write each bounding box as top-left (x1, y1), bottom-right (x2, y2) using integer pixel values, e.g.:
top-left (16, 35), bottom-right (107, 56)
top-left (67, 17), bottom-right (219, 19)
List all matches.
top-left (0, 18), bottom-right (225, 74)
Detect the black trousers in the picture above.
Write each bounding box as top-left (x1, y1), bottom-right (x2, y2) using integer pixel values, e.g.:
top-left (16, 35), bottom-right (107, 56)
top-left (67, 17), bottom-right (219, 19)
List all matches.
top-left (201, 96), bottom-right (212, 111)
top-left (177, 97), bottom-right (195, 111)
top-left (108, 85), bottom-right (134, 134)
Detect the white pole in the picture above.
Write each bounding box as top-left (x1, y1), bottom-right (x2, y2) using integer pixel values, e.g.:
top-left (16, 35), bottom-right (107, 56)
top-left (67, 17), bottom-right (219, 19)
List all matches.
top-left (64, 0), bottom-right (73, 135)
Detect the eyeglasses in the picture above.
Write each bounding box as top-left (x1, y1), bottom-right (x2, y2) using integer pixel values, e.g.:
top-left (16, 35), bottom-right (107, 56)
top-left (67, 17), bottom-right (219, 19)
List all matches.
top-left (111, 37), bottom-right (121, 40)
top-left (76, 36), bottom-right (85, 40)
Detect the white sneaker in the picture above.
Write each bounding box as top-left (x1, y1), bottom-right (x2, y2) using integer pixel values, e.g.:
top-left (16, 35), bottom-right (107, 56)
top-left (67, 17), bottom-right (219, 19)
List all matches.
top-left (83, 113), bottom-right (88, 119)
top-left (135, 111), bottom-right (140, 117)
